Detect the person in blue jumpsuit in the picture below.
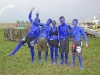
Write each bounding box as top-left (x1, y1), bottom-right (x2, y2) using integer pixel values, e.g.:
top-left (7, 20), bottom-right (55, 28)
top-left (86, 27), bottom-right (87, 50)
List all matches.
top-left (69, 19), bottom-right (88, 70)
top-left (8, 7), bottom-right (40, 63)
top-left (58, 16), bottom-right (71, 65)
top-left (37, 18), bottom-right (52, 63)
top-left (48, 20), bottom-right (58, 64)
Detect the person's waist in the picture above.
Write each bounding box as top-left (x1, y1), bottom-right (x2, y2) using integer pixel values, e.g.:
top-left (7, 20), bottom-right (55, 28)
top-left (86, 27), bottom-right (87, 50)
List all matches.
top-left (27, 35), bottom-right (36, 39)
top-left (39, 34), bottom-right (47, 38)
top-left (50, 35), bottom-right (58, 37)
top-left (50, 32), bottom-right (58, 35)
top-left (60, 38), bottom-right (68, 40)
top-left (39, 37), bottom-right (47, 40)
top-left (50, 38), bottom-right (58, 40)
top-left (39, 36), bottom-right (47, 38)
top-left (60, 37), bottom-right (68, 40)
top-left (27, 32), bottom-right (35, 36)
top-left (60, 35), bottom-right (68, 38)
top-left (73, 40), bottom-right (81, 42)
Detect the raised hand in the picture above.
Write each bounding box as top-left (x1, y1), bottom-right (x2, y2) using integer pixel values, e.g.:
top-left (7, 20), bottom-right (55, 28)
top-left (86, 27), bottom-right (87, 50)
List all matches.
top-left (31, 7), bottom-right (35, 12)
top-left (36, 12), bottom-right (39, 17)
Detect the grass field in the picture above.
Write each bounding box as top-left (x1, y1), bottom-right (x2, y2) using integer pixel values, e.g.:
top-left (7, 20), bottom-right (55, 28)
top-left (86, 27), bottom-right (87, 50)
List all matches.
top-left (0, 29), bottom-right (100, 75)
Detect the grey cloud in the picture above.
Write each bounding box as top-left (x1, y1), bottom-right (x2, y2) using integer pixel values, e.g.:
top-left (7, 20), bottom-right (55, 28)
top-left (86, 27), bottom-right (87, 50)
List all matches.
top-left (0, 0), bottom-right (100, 23)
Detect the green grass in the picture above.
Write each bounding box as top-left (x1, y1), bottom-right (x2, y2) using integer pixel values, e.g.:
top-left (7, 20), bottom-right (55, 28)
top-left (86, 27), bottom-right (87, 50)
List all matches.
top-left (0, 29), bottom-right (100, 75)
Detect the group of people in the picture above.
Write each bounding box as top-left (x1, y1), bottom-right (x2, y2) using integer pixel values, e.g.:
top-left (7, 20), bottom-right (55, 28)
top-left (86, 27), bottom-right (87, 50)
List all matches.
top-left (8, 7), bottom-right (88, 70)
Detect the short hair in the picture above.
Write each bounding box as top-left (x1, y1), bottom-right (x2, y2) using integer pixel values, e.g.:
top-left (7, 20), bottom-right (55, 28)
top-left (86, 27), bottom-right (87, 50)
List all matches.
top-left (73, 19), bottom-right (78, 23)
top-left (52, 20), bottom-right (56, 24)
top-left (48, 19), bottom-right (52, 23)
top-left (59, 16), bottom-right (65, 20)
top-left (34, 18), bottom-right (40, 23)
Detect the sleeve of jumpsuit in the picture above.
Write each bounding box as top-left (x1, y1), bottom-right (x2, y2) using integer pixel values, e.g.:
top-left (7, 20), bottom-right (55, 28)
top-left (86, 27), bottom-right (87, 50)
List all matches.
top-left (80, 28), bottom-right (88, 44)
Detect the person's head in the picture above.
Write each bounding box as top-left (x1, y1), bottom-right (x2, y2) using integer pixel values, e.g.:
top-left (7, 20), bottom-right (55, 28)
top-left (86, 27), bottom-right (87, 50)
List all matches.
top-left (34, 18), bottom-right (40, 25)
top-left (52, 20), bottom-right (56, 26)
top-left (59, 16), bottom-right (65, 24)
top-left (72, 19), bottom-right (78, 27)
top-left (46, 19), bottom-right (52, 25)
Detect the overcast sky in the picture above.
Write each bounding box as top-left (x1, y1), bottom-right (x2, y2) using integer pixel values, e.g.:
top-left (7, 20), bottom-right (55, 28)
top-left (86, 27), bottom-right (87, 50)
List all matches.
top-left (0, 0), bottom-right (100, 23)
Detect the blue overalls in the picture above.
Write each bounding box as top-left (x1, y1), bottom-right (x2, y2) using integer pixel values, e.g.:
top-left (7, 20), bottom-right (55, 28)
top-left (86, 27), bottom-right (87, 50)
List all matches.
top-left (9, 12), bottom-right (40, 63)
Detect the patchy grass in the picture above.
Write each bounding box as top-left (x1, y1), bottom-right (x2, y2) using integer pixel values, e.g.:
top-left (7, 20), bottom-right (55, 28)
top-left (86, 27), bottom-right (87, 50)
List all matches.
top-left (0, 29), bottom-right (100, 75)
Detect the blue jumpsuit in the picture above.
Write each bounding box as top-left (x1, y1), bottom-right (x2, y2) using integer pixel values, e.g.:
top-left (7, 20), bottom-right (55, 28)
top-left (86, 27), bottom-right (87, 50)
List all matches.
top-left (37, 19), bottom-right (51, 63)
top-left (58, 23), bottom-right (71, 65)
top-left (69, 19), bottom-right (88, 70)
top-left (9, 12), bottom-right (40, 63)
top-left (48, 20), bottom-right (58, 64)
top-left (70, 26), bottom-right (88, 69)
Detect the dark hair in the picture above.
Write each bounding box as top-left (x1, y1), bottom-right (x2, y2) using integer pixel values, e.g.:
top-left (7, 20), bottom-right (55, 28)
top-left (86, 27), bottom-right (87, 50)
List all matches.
top-left (34, 18), bottom-right (40, 23)
top-left (52, 20), bottom-right (56, 24)
top-left (73, 19), bottom-right (78, 23)
top-left (59, 16), bottom-right (65, 20)
top-left (48, 19), bottom-right (52, 23)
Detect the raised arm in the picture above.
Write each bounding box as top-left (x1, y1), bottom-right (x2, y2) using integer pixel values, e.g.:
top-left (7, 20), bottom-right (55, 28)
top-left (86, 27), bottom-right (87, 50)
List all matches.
top-left (35, 12), bottom-right (39, 25)
top-left (28, 7), bottom-right (35, 23)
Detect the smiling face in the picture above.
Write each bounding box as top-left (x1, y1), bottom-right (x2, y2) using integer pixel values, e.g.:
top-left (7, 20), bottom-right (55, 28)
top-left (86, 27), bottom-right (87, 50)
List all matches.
top-left (46, 19), bottom-right (52, 25)
top-left (72, 19), bottom-right (78, 27)
top-left (60, 17), bottom-right (65, 24)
